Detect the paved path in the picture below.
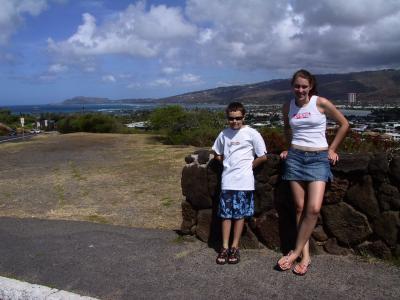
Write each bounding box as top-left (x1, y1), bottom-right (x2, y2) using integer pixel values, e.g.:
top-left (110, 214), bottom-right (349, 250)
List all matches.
top-left (0, 217), bottom-right (399, 299)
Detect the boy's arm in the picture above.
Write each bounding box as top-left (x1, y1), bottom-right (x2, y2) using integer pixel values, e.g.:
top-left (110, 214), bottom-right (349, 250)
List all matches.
top-left (252, 154), bottom-right (267, 169)
top-left (214, 153), bottom-right (223, 161)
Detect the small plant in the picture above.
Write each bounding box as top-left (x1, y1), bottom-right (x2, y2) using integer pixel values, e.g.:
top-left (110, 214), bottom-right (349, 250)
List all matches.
top-left (161, 197), bottom-right (174, 207)
top-left (85, 214), bottom-right (109, 224)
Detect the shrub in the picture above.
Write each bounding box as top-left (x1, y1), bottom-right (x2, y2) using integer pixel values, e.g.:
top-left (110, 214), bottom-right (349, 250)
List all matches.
top-left (57, 113), bottom-right (124, 133)
top-left (149, 106), bottom-right (225, 147)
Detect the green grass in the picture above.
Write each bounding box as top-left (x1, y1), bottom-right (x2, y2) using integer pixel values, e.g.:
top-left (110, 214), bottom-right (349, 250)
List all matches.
top-left (161, 197), bottom-right (174, 207)
top-left (85, 214), bottom-right (109, 224)
top-left (69, 161), bottom-right (86, 181)
top-left (54, 184), bottom-right (65, 206)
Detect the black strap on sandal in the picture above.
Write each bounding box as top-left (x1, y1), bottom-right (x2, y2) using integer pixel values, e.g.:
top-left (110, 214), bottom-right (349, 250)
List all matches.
top-left (228, 247), bottom-right (240, 264)
top-left (216, 248), bottom-right (229, 265)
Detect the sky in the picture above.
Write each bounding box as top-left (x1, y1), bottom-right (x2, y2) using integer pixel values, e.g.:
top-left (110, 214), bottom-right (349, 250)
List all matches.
top-left (1, 0), bottom-right (400, 105)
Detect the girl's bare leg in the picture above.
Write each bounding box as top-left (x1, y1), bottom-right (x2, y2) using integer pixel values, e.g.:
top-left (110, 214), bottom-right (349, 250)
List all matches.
top-left (292, 181), bottom-right (325, 262)
top-left (279, 181), bottom-right (325, 266)
top-left (290, 181), bottom-right (310, 263)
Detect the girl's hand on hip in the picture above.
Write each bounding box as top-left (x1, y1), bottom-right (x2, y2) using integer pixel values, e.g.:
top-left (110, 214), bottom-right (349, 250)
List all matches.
top-left (280, 150), bottom-right (288, 160)
top-left (328, 149), bottom-right (339, 165)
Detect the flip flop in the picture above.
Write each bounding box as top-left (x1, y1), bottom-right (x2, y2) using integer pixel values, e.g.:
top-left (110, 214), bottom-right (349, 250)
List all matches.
top-left (277, 250), bottom-right (294, 271)
top-left (293, 261), bottom-right (311, 276)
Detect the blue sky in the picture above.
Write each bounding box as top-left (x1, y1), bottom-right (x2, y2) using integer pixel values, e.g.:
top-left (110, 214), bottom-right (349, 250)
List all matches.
top-left (1, 0), bottom-right (400, 105)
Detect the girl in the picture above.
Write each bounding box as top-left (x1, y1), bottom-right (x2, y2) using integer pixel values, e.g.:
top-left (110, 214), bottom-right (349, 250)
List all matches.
top-left (278, 69), bottom-right (349, 275)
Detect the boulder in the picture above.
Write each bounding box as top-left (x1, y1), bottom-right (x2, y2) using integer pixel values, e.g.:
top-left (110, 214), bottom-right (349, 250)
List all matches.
top-left (181, 165), bottom-right (213, 209)
top-left (195, 149), bottom-right (212, 164)
top-left (372, 211), bottom-right (399, 247)
top-left (206, 159), bottom-right (222, 198)
top-left (195, 209), bottom-right (213, 243)
top-left (274, 181), bottom-right (293, 210)
top-left (268, 174), bottom-right (279, 186)
top-left (180, 200), bottom-right (197, 235)
top-left (254, 182), bottom-right (274, 215)
top-left (274, 181), bottom-right (297, 253)
top-left (368, 153), bottom-right (389, 183)
top-left (324, 177), bottom-right (349, 204)
top-left (321, 202), bottom-right (372, 245)
top-left (184, 155), bottom-right (194, 164)
top-left (251, 209), bottom-right (281, 250)
top-left (312, 225), bottom-right (329, 242)
top-left (309, 237), bottom-right (326, 255)
top-left (389, 155), bottom-right (400, 185)
top-left (377, 183), bottom-right (400, 211)
top-left (357, 240), bottom-right (392, 260)
top-left (345, 175), bottom-right (380, 220)
top-left (264, 154), bottom-right (281, 175)
top-left (323, 238), bottom-right (353, 255)
top-left (331, 153), bottom-right (371, 174)
top-left (240, 223), bottom-right (262, 249)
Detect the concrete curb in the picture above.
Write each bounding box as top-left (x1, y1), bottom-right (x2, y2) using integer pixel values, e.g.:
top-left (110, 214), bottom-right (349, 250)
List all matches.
top-left (0, 276), bottom-right (98, 300)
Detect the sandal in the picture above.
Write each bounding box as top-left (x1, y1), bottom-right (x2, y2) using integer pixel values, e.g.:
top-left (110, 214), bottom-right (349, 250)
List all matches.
top-left (216, 248), bottom-right (229, 265)
top-left (293, 260), bottom-right (311, 276)
top-left (277, 250), bottom-right (294, 271)
top-left (228, 247), bottom-right (240, 264)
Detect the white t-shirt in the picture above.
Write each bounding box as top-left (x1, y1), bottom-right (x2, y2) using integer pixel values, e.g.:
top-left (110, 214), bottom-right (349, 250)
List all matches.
top-left (212, 126), bottom-right (267, 191)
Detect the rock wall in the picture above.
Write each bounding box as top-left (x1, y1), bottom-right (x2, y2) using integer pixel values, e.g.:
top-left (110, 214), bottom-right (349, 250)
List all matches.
top-left (181, 150), bottom-right (400, 259)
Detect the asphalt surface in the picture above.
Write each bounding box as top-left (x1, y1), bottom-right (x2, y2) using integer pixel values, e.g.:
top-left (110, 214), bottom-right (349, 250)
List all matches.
top-left (0, 217), bottom-right (399, 300)
top-left (0, 133), bottom-right (35, 143)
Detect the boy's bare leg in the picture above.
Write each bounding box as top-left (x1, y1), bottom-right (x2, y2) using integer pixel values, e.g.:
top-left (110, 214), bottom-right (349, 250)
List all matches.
top-left (231, 218), bottom-right (245, 248)
top-left (222, 219), bottom-right (232, 249)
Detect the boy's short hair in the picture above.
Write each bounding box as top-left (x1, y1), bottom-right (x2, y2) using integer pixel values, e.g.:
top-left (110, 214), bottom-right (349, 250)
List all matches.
top-left (225, 102), bottom-right (246, 116)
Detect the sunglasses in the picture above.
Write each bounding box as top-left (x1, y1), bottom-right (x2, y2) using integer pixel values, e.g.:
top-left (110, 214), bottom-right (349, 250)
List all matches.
top-left (228, 116), bottom-right (244, 121)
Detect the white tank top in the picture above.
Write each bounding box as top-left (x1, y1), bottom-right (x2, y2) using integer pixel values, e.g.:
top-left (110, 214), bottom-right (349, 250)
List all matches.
top-left (288, 95), bottom-right (328, 148)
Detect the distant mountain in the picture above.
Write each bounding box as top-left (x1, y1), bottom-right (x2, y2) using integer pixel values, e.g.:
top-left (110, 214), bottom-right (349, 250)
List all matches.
top-left (61, 69), bottom-right (400, 106)
top-left (61, 96), bottom-right (154, 105)
top-left (62, 96), bottom-right (111, 104)
top-left (159, 69), bottom-right (400, 105)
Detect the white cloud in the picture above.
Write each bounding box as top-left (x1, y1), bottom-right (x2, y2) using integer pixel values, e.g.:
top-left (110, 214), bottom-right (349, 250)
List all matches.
top-left (185, 0), bottom-right (400, 72)
top-left (162, 67), bottom-right (179, 75)
top-left (102, 75), bottom-right (116, 83)
top-left (48, 63), bottom-right (68, 73)
top-left (49, 2), bottom-right (197, 59)
top-left (179, 73), bottom-right (201, 84)
top-left (150, 78), bottom-right (172, 87)
top-left (45, 0), bottom-right (400, 78)
top-left (127, 82), bottom-right (142, 89)
top-left (0, 0), bottom-right (51, 45)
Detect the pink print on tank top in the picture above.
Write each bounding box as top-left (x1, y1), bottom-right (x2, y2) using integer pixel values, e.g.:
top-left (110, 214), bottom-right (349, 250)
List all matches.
top-left (292, 112), bottom-right (311, 119)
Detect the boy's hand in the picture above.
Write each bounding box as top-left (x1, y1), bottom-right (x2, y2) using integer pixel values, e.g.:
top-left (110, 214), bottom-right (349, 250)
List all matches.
top-left (280, 150), bottom-right (288, 160)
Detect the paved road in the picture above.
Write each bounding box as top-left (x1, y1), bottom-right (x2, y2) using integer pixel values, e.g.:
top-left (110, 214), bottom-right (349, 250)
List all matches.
top-left (0, 217), bottom-right (399, 299)
top-left (0, 133), bottom-right (35, 143)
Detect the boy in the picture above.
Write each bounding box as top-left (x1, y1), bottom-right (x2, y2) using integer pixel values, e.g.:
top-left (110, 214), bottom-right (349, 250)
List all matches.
top-left (212, 102), bottom-right (267, 264)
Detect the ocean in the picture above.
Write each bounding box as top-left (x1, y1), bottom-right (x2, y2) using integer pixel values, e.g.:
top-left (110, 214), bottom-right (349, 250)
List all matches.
top-left (2, 103), bottom-right (372, 117)
top-left (2, 103), bottom-right (226, 115)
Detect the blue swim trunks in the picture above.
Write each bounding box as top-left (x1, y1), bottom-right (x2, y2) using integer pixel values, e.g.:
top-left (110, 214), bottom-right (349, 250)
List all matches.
top-left (218, 190), bottom-right (254, 219)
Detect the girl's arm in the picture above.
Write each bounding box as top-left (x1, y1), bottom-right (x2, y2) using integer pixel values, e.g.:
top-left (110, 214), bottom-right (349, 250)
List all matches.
top-left (318, 97), bottom-right (349, 165)
top-left (280, 102), bottom-right (291, 159)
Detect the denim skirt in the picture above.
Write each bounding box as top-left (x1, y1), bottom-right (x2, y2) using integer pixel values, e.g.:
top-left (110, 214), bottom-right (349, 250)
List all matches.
top-left (282, 148), bottom-right (333, 182)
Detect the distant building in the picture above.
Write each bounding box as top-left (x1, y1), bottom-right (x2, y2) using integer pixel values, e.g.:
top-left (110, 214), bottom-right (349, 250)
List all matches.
top-left (348, 93), bottom-right (357, 106)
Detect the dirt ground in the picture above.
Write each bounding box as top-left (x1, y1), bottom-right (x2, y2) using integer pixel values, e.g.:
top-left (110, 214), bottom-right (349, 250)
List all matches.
top-left (0, 133), bottom-right (198, 229)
